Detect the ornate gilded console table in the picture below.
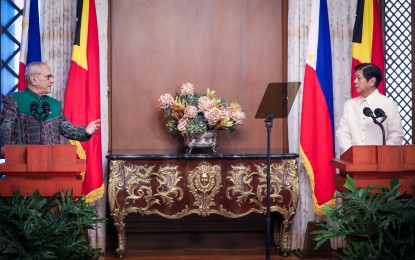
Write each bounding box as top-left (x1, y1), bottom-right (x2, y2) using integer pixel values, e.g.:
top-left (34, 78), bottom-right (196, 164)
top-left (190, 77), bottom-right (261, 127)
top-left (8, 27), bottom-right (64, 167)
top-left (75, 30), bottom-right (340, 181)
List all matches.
top-left (107, 150), bottom-right (299, 258)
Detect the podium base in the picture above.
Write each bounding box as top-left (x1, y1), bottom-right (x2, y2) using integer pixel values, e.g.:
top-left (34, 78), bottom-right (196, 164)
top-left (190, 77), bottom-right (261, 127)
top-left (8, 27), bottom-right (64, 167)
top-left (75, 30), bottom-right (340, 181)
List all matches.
top-left (295, 221), bottom-right (338, 259)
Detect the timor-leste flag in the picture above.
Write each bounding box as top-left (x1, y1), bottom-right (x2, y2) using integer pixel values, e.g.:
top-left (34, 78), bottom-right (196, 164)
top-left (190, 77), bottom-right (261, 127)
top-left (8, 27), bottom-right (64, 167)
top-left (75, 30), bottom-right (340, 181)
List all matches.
top-left (351, 0), bottom-right (385, 97)
top-left (18, 0), bottom-right (41, 91)
top-left (64, 0), bottom-right (104, 203)
top-left (300, 0), bottom-right (336, 215)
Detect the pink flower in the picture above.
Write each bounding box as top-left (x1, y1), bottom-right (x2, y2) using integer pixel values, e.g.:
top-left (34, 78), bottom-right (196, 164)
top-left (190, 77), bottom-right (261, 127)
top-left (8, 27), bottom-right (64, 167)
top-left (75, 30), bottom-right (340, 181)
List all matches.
top-left (158, 93), bottom-right (174, 109)
top-left (231, 110), bottom-right (246, 125)
top-left (184, 105), bottom-right (198, 118)
top-left (180, 82), bottom-right (195, 97)
top-left (177, 118), bottom-right (188, 135)
top-left (198, 96), bottom-right (214, 112)
top-left (159, 84), bottom-right (245, 135)
top-left (205, 107), bottom-right (221, 126)
top-left (219, 108), bottom-right (230, 119)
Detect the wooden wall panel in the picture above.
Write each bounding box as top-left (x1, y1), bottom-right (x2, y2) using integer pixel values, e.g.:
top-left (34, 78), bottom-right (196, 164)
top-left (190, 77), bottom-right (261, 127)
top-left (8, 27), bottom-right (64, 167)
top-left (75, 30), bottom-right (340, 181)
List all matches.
top-left (110, 0), bottom-right (286, 152)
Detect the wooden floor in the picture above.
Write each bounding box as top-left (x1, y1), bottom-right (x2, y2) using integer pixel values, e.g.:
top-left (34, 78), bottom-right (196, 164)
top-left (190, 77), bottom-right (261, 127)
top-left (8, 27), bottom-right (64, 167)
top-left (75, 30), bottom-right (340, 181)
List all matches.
top-left (102, 250), bottom-right (301, 260)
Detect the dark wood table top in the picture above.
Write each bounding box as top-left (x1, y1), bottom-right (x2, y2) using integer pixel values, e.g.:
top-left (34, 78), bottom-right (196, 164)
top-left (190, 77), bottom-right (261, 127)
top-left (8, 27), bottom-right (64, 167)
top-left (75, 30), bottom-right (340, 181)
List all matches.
top-left (107, 149), bottom-right (299, 160)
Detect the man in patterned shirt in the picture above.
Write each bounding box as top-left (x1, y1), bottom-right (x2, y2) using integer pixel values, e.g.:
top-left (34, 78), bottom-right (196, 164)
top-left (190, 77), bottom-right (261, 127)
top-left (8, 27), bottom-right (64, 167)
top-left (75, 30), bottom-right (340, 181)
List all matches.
top-left (0, 61), bottom-right (100, 157)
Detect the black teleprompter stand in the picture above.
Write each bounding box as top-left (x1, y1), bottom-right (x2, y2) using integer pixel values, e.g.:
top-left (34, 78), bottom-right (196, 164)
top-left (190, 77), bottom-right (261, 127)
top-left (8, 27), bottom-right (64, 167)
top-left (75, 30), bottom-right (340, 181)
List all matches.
top-left (255, 82), bottom-right (300, 260)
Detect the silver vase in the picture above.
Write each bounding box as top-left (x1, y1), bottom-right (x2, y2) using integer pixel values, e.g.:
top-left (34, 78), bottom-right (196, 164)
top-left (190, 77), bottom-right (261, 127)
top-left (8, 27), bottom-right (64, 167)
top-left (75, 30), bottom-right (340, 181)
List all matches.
top-left (184, 131), bottom-right (217, 154)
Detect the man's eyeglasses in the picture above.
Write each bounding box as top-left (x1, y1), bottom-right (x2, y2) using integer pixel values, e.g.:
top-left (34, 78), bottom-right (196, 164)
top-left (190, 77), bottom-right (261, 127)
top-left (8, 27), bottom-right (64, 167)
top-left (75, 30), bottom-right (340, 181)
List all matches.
top-left (35, 73), bottom-right (54, 80)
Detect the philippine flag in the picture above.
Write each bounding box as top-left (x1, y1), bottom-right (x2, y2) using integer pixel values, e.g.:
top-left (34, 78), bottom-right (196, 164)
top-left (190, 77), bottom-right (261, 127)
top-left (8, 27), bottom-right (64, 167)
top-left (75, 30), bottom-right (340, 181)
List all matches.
top-left (18, 0), bottom-right (41, 91)
top-left (300, 0), bottom-right (336, 215)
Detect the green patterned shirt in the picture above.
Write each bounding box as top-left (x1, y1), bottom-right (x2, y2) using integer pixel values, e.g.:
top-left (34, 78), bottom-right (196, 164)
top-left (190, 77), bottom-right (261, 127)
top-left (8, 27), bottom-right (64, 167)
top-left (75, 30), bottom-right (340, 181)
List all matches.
top-left (0, 88), bottom-right (90, 148)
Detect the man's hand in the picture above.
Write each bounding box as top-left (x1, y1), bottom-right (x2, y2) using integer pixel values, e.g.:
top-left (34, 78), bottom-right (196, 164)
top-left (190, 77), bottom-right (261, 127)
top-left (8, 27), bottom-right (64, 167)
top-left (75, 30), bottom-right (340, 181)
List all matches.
top-left (86, 119), bottom-right (101, 136)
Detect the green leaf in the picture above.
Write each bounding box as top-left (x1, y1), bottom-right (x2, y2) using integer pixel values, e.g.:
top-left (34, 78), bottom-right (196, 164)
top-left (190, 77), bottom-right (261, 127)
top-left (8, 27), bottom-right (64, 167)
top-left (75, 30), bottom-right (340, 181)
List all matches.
top-left (344, 174), bottom-right (356, 192)
top-left (0, 190), bottom-right (105, 259)
top-left (312, 176), bottom-right (415, 259)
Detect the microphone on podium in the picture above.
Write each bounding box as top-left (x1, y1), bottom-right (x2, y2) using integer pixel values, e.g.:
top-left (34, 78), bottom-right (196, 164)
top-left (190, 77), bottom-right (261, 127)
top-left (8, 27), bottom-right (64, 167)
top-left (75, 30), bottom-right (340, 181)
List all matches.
top-left (29, 101), bottom-right (50, 144)
top-left (363, 107), bottom-right (375, 118)
top-left (363, 107), bottom-right (378, 124)
top-left (363, 107), bottom-right (386, 145)
top-left (374, 108), bottom-right (387, 123)
top-left (30, 101), bottom-right (38, 119)
top-left (41, 102), bottom-right (51, 120)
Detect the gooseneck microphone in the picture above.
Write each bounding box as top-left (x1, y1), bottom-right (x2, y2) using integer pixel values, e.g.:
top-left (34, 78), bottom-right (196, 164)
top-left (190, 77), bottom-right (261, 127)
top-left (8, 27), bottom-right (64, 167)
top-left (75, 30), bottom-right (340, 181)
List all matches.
top-left (30, 101), bottom-right (38, 119)
top-left (41, 102), bottom-right (51, 120)
top-left (374, 108), bottom-right (387, 123)
top-left (363, 107), bottom-right (375, 118)
top-left (29, 101), bottom-right (42, 144)
top-left (28, 101), bottom-right (51, 145)
top-left (374, 108), bottom-right (386, 117)
top-left (363, 107), bottom-right (386, 145)
top-left (363, 107), bottom-right (379, 126)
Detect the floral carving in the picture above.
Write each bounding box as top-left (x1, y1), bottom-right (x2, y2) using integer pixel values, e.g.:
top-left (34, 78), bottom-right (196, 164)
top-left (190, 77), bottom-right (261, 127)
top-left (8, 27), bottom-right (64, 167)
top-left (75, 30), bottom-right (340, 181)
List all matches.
top-left (124, 164), bottom-right (184, 212)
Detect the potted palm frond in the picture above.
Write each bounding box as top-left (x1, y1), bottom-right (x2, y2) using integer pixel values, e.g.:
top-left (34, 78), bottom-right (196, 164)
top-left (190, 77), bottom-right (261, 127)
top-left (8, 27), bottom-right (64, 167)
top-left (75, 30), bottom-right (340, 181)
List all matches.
top-left (0, 190), bottom-right (106, 259)
top-left (313, 175), bottom-right (415, 259)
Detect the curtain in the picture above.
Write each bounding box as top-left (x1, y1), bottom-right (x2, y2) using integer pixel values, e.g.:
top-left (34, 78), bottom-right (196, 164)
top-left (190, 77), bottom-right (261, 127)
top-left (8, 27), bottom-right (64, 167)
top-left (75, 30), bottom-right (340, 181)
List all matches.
top-left (41, 0), bottom-right (77, 102)
top-left (287, 0), bottom-right (357, 250)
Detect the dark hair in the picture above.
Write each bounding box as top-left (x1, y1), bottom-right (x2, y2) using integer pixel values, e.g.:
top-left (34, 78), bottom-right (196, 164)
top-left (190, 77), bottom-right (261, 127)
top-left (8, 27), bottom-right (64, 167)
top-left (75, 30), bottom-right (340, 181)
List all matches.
top-left (354, 63), bottom-right (383, 87)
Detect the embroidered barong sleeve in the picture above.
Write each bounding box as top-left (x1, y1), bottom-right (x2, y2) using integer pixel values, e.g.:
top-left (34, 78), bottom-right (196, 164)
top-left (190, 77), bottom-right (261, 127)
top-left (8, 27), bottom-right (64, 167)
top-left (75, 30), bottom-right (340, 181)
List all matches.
top-left (59, 115), bottom-right (91, 142)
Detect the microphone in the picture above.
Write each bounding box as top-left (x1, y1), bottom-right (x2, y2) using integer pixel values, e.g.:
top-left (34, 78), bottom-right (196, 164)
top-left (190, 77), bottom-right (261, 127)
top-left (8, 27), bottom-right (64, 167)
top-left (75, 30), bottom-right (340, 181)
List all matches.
top-left (30, 101), bottom-right (43, 144)
top-left (41, 102), bottom-right (51, 120)
top-left (374, 108), bottom-right (387, 124)
top-left (374, 108), bottom-right (386, 118)
top-left (30, 101), bottom-right (38, 118)
top-left (363, 107), bottom-right (386, 145)
top-left (363, 107), bottom-right (374, 118)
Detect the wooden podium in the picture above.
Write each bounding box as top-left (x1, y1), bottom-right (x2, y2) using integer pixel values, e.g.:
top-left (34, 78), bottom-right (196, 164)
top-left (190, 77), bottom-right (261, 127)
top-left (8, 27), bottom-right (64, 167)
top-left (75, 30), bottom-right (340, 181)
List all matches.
top-left (330, 145), bottom-right (415, 193)
top-left (0, 145), bottom-right (86, 197)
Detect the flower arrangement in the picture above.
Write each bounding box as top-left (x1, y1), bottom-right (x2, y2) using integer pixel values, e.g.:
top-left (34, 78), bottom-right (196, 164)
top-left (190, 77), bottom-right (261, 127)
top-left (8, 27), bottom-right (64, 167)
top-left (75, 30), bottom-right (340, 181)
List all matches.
top-left (158, 82), bottom-right (246, 136)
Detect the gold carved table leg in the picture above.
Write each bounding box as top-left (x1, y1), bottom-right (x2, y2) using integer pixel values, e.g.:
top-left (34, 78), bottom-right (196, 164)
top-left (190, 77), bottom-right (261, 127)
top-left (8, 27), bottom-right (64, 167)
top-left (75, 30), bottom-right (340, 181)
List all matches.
top-left (274, 217), bottom-right (295, 256)
top-left (271, 159), bottom-right (299, 256)
top-left (110, 209), bottom-right (127, 258)
top-left (108, 160), bottom-right (128, 258)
